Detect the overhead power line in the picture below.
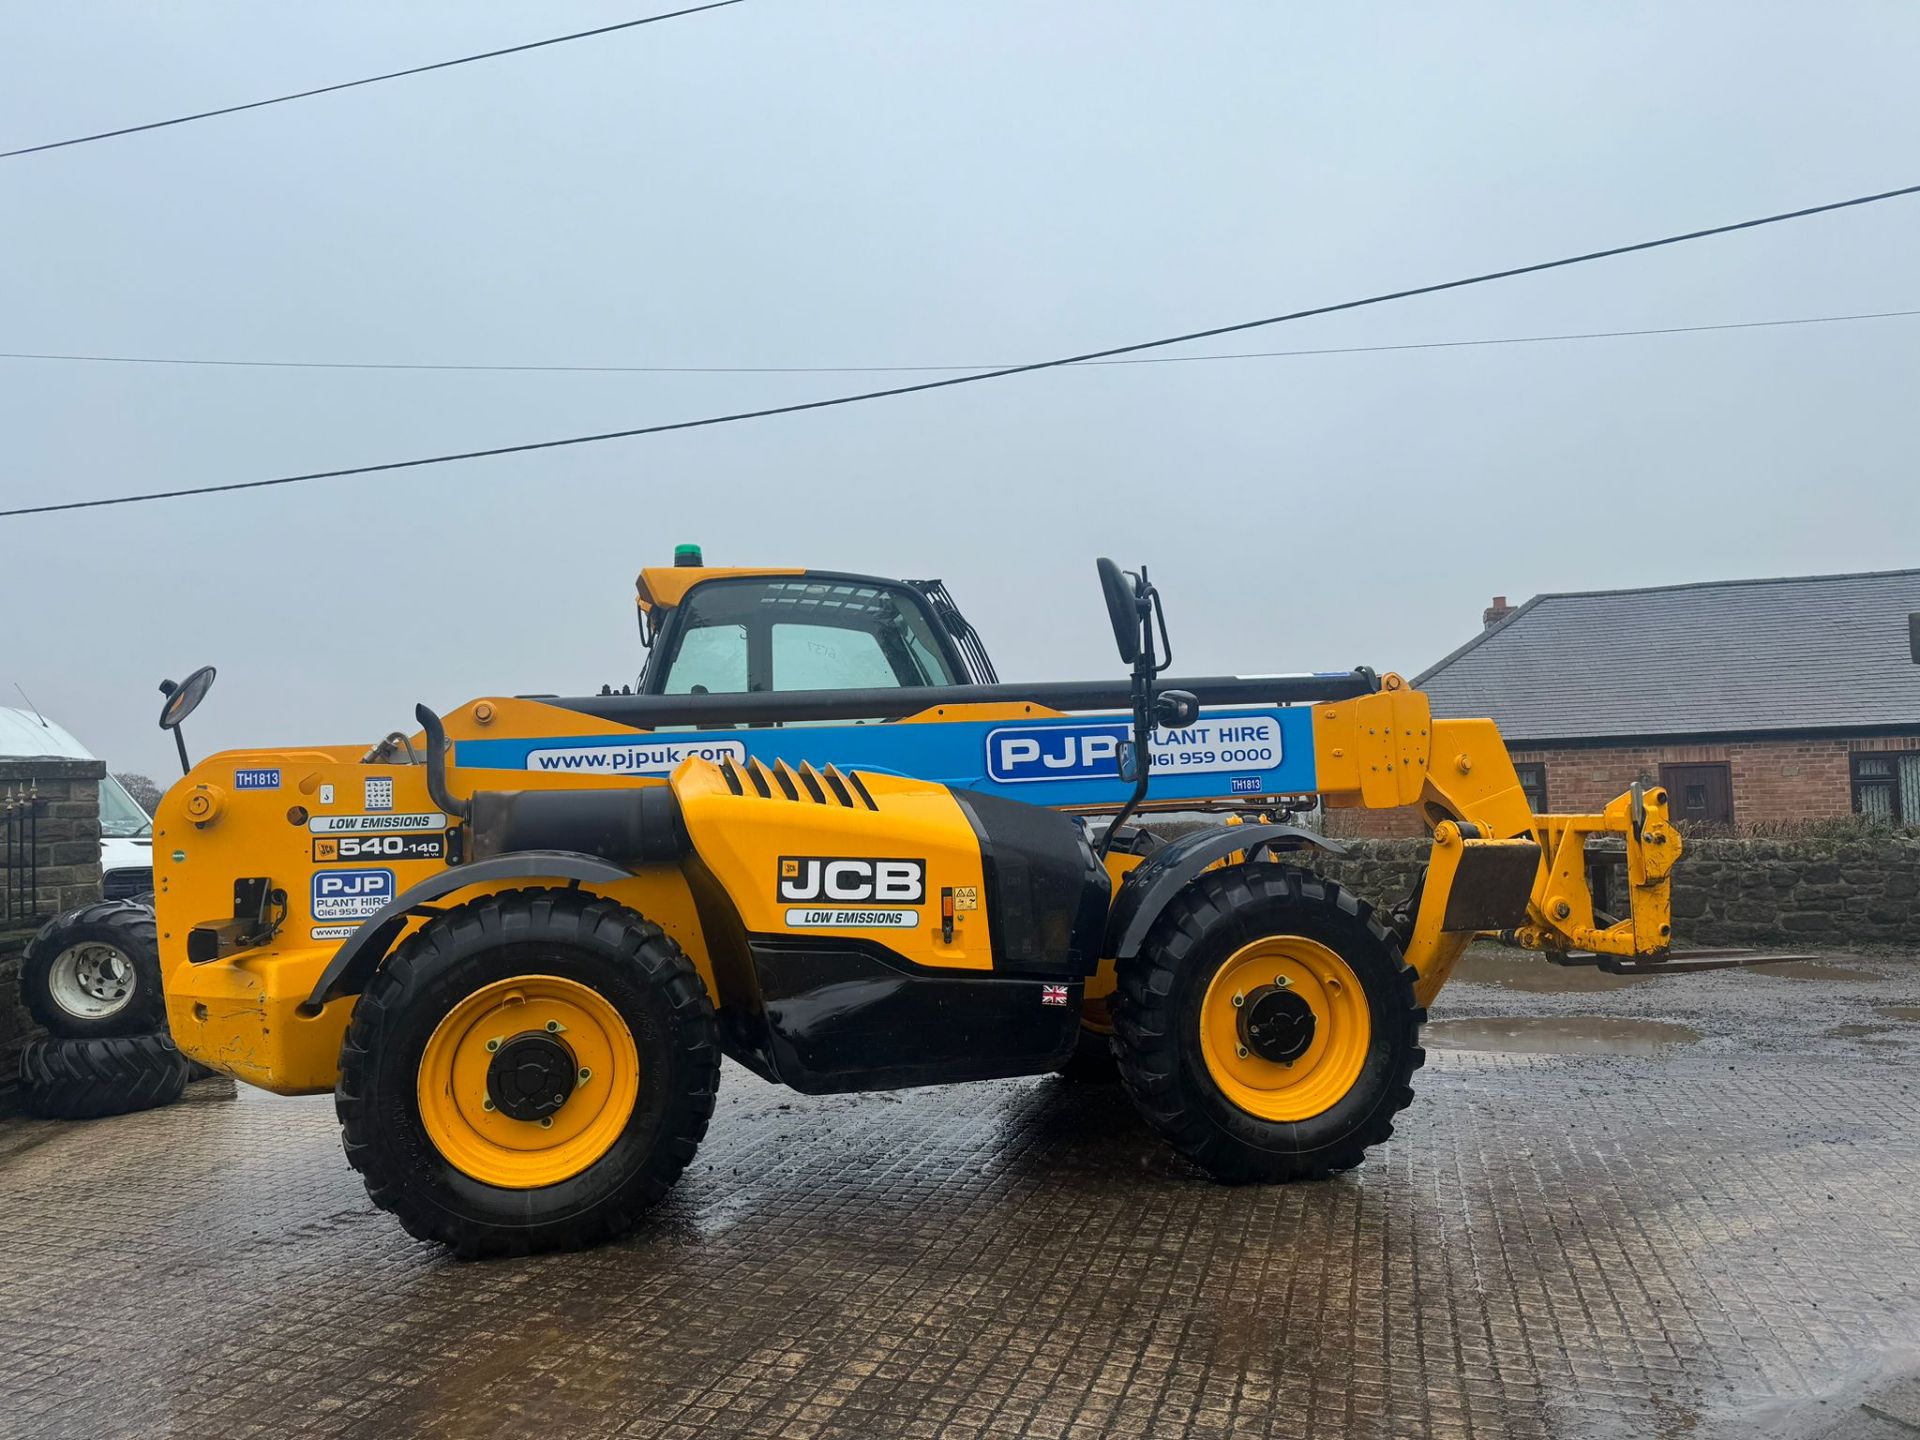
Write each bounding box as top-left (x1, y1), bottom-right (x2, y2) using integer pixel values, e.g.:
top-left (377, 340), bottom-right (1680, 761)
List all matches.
top-left (5, 180), bottom-right (1918, 520)
top-left (1, 308), bottom-right (1915, 377)
top-left (0, 1), bottom-right (744, 161)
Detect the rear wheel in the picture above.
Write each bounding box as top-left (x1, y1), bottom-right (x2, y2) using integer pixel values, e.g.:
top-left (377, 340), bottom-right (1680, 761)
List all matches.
top-left (336, 888), bottom-right (719, 1257)
top-left (1112, 864), bottom-right (1423, 1181)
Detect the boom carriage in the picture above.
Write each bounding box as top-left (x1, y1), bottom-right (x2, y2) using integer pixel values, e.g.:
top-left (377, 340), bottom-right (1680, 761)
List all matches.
top-left (151, 559), bottom-right (1680, 1254)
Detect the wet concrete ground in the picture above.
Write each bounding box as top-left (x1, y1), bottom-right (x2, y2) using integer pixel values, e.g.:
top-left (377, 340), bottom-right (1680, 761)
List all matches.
top-left (3, 952), bottom-right (1919, 1439)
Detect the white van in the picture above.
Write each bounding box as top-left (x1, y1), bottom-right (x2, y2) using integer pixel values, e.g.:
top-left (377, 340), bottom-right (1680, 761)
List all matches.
top-left (0, 706), bottom-right (154, 901)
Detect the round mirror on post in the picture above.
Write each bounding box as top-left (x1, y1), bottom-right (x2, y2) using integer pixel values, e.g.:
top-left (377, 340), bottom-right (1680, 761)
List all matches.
top-left (1096, 558), bottom-right (1141, 664)
top-left (158, 665), bottom-right (217, 731)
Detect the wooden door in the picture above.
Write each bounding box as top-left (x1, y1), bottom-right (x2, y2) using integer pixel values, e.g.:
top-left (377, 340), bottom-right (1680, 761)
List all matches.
top-left (1660, 762), bottom-right (1733, 827)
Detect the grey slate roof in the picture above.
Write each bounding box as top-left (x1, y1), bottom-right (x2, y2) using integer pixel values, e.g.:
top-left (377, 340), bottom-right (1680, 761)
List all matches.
top-left (1414, 569), bottom-right (1920, 742)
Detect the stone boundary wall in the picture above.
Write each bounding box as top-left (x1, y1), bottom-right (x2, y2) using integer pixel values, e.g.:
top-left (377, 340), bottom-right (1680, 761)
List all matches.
top-left (1296, 831), bottom-right (1920, 951)
top-left (1, 757), bottom-right (105, 918)
top-left (1, 757), bottom-right (105, 1109)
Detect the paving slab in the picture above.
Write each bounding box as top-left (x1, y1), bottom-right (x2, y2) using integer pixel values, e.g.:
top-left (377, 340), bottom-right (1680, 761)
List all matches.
top-left (1, 955), bottom-right (1917, 1439)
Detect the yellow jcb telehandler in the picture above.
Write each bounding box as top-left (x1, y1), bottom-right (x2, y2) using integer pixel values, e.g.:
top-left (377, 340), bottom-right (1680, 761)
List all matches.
top-left (152, 556), bottom-right (1690, 1255)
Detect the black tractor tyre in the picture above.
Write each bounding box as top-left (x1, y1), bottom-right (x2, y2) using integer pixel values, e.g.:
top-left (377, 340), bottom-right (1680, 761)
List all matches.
top-left (336, 887), bottom-right (720, 1259)
top-left (20, 900), bottom-right (166, 1039)
top-left (19, 1034), bottom-right (191, 1119)
top-left (1111, 864), bottom-right (1424, 1183)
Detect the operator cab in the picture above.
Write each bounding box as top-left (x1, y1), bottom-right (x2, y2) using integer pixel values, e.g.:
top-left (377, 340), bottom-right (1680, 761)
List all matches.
top-left (634, 545), bottom-right (998, 697)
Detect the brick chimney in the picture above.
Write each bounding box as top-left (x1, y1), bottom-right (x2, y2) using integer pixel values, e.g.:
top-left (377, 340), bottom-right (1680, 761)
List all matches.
top-left (1482, 595), bottom-right (1516, 629)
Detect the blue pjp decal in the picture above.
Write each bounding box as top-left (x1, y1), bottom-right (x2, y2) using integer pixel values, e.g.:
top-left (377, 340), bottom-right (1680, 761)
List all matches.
top-left (986, 716), bottom-right (1285, 785)
top-left (312, 868), bottom-right (394, 922)
top-left (458, 705), bottom-right (1315, 806)
top-left (986, 723), bottom-right (1127, 783)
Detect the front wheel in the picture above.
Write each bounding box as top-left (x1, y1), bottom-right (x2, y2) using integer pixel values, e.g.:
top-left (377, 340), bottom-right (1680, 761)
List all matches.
top-left (1112, 865), bottom-right (1423, 1182)
top-left (336, 888), bottom-right (719, 1257)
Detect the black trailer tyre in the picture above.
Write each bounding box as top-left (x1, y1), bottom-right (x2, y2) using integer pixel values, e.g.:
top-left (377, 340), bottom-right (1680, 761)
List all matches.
top-left (1112, 864), bottom-right (1424, 1182)
top-left (336, 888), bottom-right (720, 1258)
top-left (21, 901), bottom-right (165, 1039)
top-left (19, 1033), bottom-right (191, 1119)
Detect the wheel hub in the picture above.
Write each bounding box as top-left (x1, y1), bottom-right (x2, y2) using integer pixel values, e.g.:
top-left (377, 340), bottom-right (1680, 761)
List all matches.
top-left (51, 943), bottom-right (134, 1018)
top-left (485, 1032), bottom-right (577, 1121)
top-left (1239, 985), bottom-right (1316, 1064)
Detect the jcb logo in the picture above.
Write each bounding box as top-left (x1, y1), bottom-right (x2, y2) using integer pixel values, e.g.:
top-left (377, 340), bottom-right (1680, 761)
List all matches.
top-left (777, 856), bottom-right (925, 905)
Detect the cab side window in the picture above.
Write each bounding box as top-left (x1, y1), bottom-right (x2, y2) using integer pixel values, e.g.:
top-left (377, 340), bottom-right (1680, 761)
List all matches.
top-left (772, 622), bottom-right (900, 689)
top-left (661, 623), bottom-right (748, 695)
top-left (650, 578), bottom-right (959, 694)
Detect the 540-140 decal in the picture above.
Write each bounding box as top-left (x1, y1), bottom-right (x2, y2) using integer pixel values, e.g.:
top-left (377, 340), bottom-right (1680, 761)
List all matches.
top-left (314, 833), bottom-right (445, 862)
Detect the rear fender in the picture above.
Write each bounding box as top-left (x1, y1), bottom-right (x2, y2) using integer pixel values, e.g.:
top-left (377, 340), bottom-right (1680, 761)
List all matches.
top-left (300, 850), bottom-right (632, 1011)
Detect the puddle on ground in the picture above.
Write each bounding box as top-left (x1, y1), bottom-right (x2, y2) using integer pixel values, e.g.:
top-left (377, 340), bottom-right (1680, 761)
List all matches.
top-left (1744, 959), bottom-right (1880, 983)
top-left (1876, 1004), bottom-right (1920, 1023)
top-left (1424, 1016), bottom-right (1699, 1056)
top-left (1451, 950), bottom-right (1655, 994)
top-left (1825, 1022), bottom-right (1892, 1039)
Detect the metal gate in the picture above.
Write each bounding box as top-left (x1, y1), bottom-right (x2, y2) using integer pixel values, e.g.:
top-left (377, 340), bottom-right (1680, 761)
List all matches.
top-left (1, 787), bottom-right (46, 926)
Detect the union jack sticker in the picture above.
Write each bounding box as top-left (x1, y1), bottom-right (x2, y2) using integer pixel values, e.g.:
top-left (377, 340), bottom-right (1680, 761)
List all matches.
top-left (1040, 984), bottom-right (1069, 1006)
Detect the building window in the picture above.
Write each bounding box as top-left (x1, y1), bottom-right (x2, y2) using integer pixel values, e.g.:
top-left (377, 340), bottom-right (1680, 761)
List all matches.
top-left (1514, 762), bottom-right (1548, 814)
top-left (1852, 752), bottom-right (1920, 821)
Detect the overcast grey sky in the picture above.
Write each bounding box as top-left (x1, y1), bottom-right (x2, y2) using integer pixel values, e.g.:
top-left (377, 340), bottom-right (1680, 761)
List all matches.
top-left (2, 2), bottom-right (1916, 780)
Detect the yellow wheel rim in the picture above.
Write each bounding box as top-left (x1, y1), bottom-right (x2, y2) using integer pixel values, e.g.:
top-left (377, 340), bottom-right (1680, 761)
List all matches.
top-left (416, 975), bottom-right (640, 1190)
top-left (1199, 936), bottom-right (1370, 1122)
top-left (1080, 994), bottom-right (1115, 1037)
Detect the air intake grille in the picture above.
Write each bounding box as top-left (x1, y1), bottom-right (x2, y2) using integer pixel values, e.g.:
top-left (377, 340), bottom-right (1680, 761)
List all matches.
top-left (719, 757), bottom-right (876, 809)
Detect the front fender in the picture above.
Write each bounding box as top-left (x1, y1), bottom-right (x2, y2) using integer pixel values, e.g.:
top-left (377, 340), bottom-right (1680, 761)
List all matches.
top-left (1104, 824), bottom-right (1344, 959)
top-left (301, 850), bottom-right (632, 1011)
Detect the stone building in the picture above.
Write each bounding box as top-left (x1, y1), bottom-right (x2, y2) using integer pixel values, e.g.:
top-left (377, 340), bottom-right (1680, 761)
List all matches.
top-left (1331, 568), bottom-right (1920, 838)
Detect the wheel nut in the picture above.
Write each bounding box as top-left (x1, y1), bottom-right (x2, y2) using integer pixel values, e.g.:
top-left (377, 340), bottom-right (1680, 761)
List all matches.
top-left (539, 1117), bottom-right (553, 1129)
top-left (1231, 992), bottom-right (1244, 1008)
top-left (484, 1037), bottom-right (501, 1052)
top-left (1236, 1045), bottom-right (1249, 1059)
top-left (578, 1067), bottom-right (592, 1083)
top-left (545, 1020), bottom-right (562, 1033)
top-left (482, 1099), bottom-right (495, 1112)
top-left (1274, 975), bottom-right (1290, 988)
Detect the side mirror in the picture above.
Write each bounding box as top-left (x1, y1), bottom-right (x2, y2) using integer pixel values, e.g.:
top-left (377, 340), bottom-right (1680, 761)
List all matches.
top-left (158, 665), bottom-right (216, 775)
top-left (1096, 557), bottom-right (1141, 665)
top-left (158, 665), bottom-right (216, 731)
top-left (1115, 740), bottom-right (1140, 784)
